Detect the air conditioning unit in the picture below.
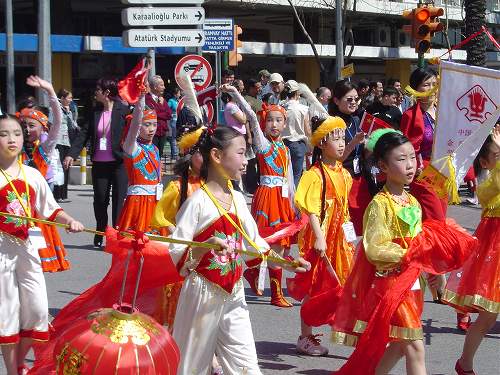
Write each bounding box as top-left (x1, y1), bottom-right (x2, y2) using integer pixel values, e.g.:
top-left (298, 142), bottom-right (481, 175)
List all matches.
top-left (396, 30), bottom-right (411, 47)
top-left (372, 27), bottom-right (392, 47)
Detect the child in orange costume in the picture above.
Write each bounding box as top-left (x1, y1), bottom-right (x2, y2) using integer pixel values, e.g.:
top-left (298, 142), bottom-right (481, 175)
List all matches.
top-left (443, 127), bottom-right (500, 375)
top-left (116, 93), bottom-right (160, 233)
top-left (221, 84), bottom-right (302, 308)
top-left (19, 76), bottom-right (69, 273)
top-left (291, 115), bottom-right (355, 356)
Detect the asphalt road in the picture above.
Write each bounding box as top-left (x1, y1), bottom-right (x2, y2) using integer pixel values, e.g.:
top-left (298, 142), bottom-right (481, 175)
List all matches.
top-left (1, 185), bottom-right (498, 374)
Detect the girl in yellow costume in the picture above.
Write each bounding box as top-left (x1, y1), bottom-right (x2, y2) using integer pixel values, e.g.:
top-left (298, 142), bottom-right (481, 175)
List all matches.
top-left (443, 127), bottom-right (500, 375)
top-left (291, 115), bottom-right (355, 356)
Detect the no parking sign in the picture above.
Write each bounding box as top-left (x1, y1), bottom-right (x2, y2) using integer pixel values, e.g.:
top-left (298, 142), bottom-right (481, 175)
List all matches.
top-left (174, 54), bottom-right (213, 91)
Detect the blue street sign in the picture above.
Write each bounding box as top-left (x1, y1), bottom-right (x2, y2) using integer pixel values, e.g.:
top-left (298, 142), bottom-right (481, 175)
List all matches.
top-left (202, 18), bottom-right (234, 52)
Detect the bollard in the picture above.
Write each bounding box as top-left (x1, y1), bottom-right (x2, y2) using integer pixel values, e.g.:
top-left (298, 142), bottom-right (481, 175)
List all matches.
top-left (79, 148), bottom-right (87, 185)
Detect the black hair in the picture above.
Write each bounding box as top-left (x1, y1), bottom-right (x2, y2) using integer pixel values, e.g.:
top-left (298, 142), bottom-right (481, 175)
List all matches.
top-left (221, 92), bottom-right (232, 104)
top-left (222, 69), bottom-right (234, 78)
top-left (386, 78), bottom-right (400, 88)
top-left (372, 131), bottom-right (410, 162)
top-left (310, 116), bottom-right (329, 223)
top-left (246, 78), bottom-right (259, 89)
top-left (357, 79), bottom-right (369, 90)
top-left (57, 88), bottom-right (72, 99)
top-left (174, 155), bottom-right (193, 206)
top-left (409, 67), bottom-right (437, 90)
top-left (473, 135), bottom-right (493, 176)
top-left (333, 79), bottom-right (357, 100)
top-left (198, 126), bottom-right (244, 180)
top-left (261, 92), bottom-right (273, 104)
top-left (96, 77), bottom-right (119, 98)
top-left (382, 87), bottom-right (398, 97)
top-left (369, 81), bottom-right (382, 90)
top-left (16, 96), bottom-right (35, 112)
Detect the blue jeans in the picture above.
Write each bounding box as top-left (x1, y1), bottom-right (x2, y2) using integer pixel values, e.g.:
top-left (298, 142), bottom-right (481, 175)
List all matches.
top-left (283, 139), bottom-right (307, 187)
top-left (167, 120), bottom-right (178, 158)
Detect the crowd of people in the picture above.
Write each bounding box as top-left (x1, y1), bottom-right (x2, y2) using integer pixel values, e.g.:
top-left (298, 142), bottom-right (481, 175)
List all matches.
top-left (0, 62), bottom-right (498, 375)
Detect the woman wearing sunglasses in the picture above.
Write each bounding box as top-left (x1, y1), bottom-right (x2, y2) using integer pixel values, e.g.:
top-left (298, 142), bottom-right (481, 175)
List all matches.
top-left (329, 79), bottom-right (368, 235)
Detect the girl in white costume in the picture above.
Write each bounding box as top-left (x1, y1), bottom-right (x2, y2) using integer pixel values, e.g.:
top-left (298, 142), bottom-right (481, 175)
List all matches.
top-left (168, 126), bottom-right (310, 374)
top-left (0, 114), bottom-right (83, 375)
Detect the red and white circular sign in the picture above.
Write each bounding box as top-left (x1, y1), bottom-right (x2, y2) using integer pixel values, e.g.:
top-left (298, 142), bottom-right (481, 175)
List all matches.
top-left (175, 54), bottom-right (213, 92)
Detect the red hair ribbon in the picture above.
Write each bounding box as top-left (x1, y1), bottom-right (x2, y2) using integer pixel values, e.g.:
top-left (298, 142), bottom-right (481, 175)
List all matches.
top-left (206, 122), bottom-right (217, 135)
top-left (257, 103), bottom-right (287, 131)
top-left (17, 108), bottom-right (49, 130)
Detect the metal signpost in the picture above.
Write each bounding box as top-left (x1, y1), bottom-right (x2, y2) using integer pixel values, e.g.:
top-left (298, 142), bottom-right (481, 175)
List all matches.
top-left (201, 18), bottom-right (233, 124)
top-left (122, 0), bottom-right (206, 67)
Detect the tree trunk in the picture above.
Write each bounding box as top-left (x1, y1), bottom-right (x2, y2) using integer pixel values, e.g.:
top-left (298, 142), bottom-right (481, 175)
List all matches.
top-left (464, 0), bottom-right (486, 67)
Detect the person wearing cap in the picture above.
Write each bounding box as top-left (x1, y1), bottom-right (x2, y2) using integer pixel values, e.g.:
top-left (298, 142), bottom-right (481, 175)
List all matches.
top-left (268, 73), bottom-right (285, 105)
top-left (282, 79), bottom-right (311, 187)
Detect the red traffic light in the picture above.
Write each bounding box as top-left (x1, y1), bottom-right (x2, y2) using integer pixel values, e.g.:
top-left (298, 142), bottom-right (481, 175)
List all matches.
top-left (415, 8), bottom-right (430, 22)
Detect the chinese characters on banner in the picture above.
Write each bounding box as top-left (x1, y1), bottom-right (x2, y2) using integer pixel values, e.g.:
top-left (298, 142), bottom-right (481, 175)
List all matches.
top-left (430, 61), bottom-right (500, 189)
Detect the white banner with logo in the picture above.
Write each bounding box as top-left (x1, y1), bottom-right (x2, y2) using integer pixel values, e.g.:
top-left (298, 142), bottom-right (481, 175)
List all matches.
top-left (429, 61), bottom-right (500, 196)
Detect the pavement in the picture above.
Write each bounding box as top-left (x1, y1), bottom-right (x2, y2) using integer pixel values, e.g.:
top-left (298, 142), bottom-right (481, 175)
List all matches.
top-left (1, 184), bottom-right (498, 374)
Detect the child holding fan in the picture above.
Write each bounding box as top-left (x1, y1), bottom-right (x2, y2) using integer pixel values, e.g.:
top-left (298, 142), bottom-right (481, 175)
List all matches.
top-left (330, 129), bottom-right (477, 375)
top-left (220, 84), bottom-right (303, 308)
top-left (291, 115), bottom-right (355, 356)
top-left (168, 126), bottom-right (310, 374)
top-left (0, 114), bottom-right (83, 375)
top-left (443, 127), bottom-right (500, 375)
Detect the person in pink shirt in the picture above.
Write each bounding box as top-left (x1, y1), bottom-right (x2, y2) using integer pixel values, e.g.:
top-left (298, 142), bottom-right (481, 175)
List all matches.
top-left (64, 78), bottom-right (130, 248)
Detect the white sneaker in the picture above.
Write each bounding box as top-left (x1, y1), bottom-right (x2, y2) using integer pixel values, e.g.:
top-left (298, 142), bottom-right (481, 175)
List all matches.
top-left (296, 334), bottom-right (329, 356)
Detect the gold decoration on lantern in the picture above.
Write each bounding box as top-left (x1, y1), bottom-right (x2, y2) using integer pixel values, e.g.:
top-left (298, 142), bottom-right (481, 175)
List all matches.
top-left (56, 343), bottom-right (88, 375)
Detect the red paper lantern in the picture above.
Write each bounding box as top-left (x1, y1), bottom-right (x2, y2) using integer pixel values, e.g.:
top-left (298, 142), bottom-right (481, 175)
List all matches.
top-left (53, 305), bottom-right (179, 374)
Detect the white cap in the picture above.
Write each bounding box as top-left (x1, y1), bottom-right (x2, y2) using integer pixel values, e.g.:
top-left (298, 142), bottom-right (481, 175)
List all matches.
top-left (285, 79), bottom-right (299, 92)
top-left (269, 73), bottom-right (284, 83)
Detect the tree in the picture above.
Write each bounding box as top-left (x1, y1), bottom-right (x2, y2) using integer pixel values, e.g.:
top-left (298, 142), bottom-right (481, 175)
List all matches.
top-left (464, 0), bottom-right (486, 66)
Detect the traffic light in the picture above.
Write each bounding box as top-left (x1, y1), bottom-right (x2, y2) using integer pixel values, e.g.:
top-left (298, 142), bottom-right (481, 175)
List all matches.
top-left (402, 6), bottom-right (444, 54)
top-left (228, 25), bottom-right (243, 67)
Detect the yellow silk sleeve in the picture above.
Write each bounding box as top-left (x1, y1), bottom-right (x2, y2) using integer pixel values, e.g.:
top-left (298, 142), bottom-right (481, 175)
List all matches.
top-left (362, 196), bottom-right (407, 271)
top-left (151, 181), bottom-right (181, 229)
top-left (477, 161), bottom-right (500, 212)
top-left (294, 169), bottom-right (323, 217)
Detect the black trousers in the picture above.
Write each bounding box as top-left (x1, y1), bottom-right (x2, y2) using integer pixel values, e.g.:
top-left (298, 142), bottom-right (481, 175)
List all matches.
top-left (153, 134), bottom-right (167, 159)
top-left (91, 161), bottom-right (128, 234)
top-left (54, 145), bottom-right (70, 200)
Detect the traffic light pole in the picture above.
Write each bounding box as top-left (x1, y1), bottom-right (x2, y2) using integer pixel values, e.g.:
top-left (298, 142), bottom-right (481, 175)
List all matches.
top-left (418, 53), bottom-right (425, 68)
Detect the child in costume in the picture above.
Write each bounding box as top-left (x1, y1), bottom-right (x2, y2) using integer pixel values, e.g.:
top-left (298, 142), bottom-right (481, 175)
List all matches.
top-left (18, 76), bottom-right (70, 273)
top-left (150, 115), bottom-right (203, 328)
top-left (330, 129), bottom-right (477, 375)
top-left (442, 127), bottom-right (500, 375)
top-left (168, 126), bottom-right (310, 374)
top-left (291, 115), bottom-right (355, 356)
top-left (0, 114), bottom-right (84, 375)
top-left (116, 93), bottom-right (161, 233)
top-left (220, 84), bottom-right (301, 308)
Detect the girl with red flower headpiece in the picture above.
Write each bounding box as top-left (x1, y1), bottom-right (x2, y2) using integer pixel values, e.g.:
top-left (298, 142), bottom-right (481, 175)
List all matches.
top-left (18, 76), bottom-right (71, 274)
top-left (220, 84), bottom-right (305, 308)
top-left (116, 92), bottom-right (160, 233)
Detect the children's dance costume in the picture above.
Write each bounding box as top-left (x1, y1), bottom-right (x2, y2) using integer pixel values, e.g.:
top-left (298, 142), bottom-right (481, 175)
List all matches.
top-left (116, 98), bottom-right (161, 233)
top-left (150, 172), bottom-right (202, 328)
top-left (231, 90), bottom-right (304, 307)
top-left (170, 186), bottom-right (270, 375)
top-left (295, 161), bottom-right (354, 285)
top-left (19, 98), bottom-right (69, 273)
top-left (443, 161), bottom-right (500, 313)
top-left (330, 188), bottom-right (477, 374)
top-left (0, 164), bottom-right (62, 344)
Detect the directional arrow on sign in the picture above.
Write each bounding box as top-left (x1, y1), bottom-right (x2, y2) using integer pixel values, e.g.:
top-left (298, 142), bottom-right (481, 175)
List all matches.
top-left (123, 29), bottom-right (205, 47)
top-left (122, 7), bottom-right (205, 26)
